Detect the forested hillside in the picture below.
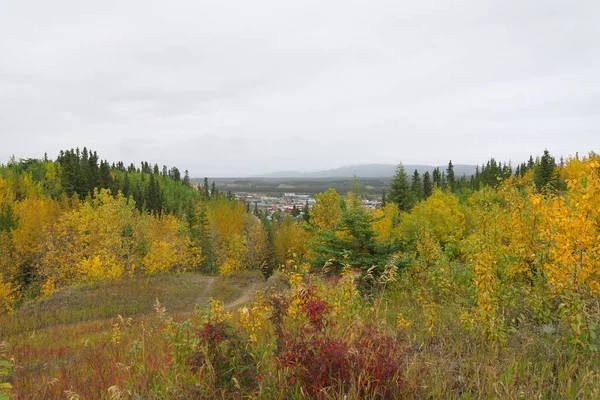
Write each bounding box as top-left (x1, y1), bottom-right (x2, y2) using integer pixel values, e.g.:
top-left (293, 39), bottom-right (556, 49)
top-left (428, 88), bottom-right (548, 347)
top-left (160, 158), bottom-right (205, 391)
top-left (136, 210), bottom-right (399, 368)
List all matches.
top-left (1, 148), bottom-right (599, 398)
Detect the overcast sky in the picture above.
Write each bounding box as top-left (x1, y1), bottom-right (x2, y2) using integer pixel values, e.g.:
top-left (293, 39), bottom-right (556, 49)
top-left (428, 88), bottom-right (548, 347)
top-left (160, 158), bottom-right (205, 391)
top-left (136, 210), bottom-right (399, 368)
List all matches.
top-left (1, 0), bottom-right (599, 177)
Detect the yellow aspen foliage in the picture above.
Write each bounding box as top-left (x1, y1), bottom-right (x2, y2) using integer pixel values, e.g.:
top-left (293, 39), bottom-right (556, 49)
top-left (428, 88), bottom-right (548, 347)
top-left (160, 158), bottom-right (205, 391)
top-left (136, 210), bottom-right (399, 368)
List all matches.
top-left (462, 188), bottom-right (506, 340)
top-left (16, 173), bottom-right (40, 199)
top-left (558, 154), bottom-right (586, 183)
top-left (0, 178), bottom-right (18, 280)
top-left (0, 177), bottom-right (14, 207)
top-left (12, 197), bottom-right (61, 273)
top-left (42, 189), bottom-right (137, 288)
top-left (218, 233), bottom-right (248, 275)
top-left (206, 198), bottom-right (246, 266)
top-left (310, 188), bottom-right (343, 231)
top-left (0, 275), bottom-right (16, 314)
top-left (497, 179), bottom-right (542, 281)
top-left (272, 215), bottom-right (311, 265)
top-left (42, 161), bottom-right (62, 195)
top-left (412, 229), bottom-right (454, 301)
top-left (0, 233), bottom-right (16, 282)
top-left (415, 229), bottom-right (445, 268)
top-left (465, 234), bottom-right (504, 340)
top-left (345, 191), bottom-right (362, 210)
top-left (536, 155), bottom-right (600, 296)
top-left (40, 277), bottom-right (56, 297)
top-left (515, 168), bottom-right (536, 189)
top-left (401, 188), bottom-right (465, 246)
top-left (143, 240), bottom-right (178, 274)
top-left (142, 214), bottom-right (199, 274)
top-left (244, 214), bottom-right (270, 269)
top-left (371, 203), bottom-right (400, 245)
top-left (0, 176), bottom-right (16, 231)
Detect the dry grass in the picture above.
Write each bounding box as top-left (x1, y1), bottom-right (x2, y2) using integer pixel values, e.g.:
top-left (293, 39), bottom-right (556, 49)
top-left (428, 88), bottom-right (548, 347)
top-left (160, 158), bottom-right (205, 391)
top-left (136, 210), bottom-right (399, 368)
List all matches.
top-left (0, 271), bottom-right (263, 339)
top-left (3, 271), bottom-right (600, 399)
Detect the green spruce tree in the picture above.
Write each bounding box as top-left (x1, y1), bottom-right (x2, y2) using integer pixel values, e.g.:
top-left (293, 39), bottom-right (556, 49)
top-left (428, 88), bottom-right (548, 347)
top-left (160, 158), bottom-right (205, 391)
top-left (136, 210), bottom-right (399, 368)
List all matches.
top-left (388, 163), bottom-right (414, 211)
top-left (411, 169), bottom-right (424, 202)
top-left (423, 171), bottom-right (432, 198)
top-left (203, 177), bottom-right (210, 199)
top-left (303, 201), bottom-right (310, 223)
top-left (446, 160), bottom-right (456, 192)
top-left (432, 167), bottom-right (441, 189)
top-left (534, 149), bottom-right (558, 192)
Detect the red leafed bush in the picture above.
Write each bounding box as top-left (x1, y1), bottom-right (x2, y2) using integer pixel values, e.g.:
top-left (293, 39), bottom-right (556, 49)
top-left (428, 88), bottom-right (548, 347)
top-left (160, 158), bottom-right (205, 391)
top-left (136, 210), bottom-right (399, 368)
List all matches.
top-left (280, 336), bottom-right (350, 396)
top-left (277, 285), bottom-right (405, 398)
top-left (348, 325), bottom-right (404, 397)
top-left (279, 326), bottom-right (404, 398)
top-left (303, 298), bottom-right (330, 331)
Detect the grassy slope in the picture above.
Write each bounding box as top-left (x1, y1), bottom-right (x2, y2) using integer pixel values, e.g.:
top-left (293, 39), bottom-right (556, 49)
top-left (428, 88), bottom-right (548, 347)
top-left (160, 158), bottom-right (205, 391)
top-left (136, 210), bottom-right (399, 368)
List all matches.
top-left (0, 271), bottom-right (264, 339)
top-left (1, 271), bottom-right (266, 399)
top-left (2, 271), bottom-right (600, 399)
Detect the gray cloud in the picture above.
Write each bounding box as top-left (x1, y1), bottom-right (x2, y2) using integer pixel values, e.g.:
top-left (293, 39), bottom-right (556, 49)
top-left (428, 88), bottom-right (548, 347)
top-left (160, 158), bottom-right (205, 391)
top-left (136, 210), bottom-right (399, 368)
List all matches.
top-left (1, 0), bottom-right (599, 176)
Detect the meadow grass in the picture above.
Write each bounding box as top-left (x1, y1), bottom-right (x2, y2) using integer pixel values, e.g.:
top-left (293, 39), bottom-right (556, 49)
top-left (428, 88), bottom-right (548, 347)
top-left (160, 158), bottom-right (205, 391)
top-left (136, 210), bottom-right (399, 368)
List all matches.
top-left (3, 271), bottom-right (600, 399)
top-left (0, 271), bottom-right (262, 339)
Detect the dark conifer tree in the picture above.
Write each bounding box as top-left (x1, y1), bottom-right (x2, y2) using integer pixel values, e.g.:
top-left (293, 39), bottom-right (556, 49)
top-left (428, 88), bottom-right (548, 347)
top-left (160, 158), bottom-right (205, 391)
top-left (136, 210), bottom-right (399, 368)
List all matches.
top-left (411, 169), bottom-right (424, 202)
top-left (446, 160), bottom-right (455, 192)
top-left (388, 163), bottom-right (414, 211)
top-left (423, 171), bottom-right (433, 198)
top-left (458, 175), bottom-right (468, 192)
top-left (146, 173), bottom-right (163, 213)
top-left (432, 167), bottom-right (441, 189)
top-left (534, 149), bottom-right (558, 192)
top-left (99, 160), bottom-right (112, 190)
top-left (88, 151), bottom-right (99, 191)
top-left (527, 155), bottom-right (535, 170)
top-left (303, 201), bottom-right (310, 223)
top-left (133, 185), bottom-right (144, 211)
top-left (123, 173), bottom-right (131, 198)
top-left (203, 177), bottom-right (210, 199)
top-left (170, 167), bottom-right (181, 182)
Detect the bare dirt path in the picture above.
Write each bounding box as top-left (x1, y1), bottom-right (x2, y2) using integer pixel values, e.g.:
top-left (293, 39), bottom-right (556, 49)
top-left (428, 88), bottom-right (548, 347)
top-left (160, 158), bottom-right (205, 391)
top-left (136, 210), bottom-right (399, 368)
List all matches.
top-left (225, 282), bottom-right (261, 310)
top-left (195, 276), bottom-right (216, 306)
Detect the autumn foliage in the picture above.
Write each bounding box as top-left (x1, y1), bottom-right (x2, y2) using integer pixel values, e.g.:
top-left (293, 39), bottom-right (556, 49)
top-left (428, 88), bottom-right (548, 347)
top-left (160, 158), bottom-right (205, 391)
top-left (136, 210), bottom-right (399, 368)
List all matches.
top-left (2, 150), bottom-right (600, 398)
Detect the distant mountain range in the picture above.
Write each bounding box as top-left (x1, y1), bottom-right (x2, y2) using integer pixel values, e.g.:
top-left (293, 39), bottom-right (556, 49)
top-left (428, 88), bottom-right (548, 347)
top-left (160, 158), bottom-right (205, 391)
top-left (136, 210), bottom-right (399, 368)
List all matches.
top-left (256, 163), bottom-right (478, 178)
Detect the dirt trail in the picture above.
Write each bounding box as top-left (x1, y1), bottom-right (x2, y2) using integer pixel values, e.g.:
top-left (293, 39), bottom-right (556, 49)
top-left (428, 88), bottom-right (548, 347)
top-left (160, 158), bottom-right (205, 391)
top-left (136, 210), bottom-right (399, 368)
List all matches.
top-left (195, 276), bottom-right (216, 306)
top-left (225, 282), bottom-right (261, 310)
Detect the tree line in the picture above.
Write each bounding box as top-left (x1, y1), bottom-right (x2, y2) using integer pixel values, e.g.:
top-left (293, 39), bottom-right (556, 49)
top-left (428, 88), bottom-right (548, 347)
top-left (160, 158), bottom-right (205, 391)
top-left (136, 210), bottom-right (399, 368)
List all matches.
top-left (0, 147), bottom-right (592, 319)
top-left (386, 149), bottom-right (563, 211)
